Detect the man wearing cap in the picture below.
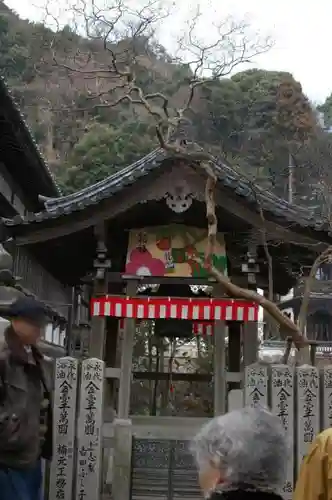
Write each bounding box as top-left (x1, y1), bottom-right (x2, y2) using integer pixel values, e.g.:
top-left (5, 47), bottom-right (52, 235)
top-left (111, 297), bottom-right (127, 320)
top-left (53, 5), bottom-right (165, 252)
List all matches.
top-left (0, 296), bottom-right (53, 500)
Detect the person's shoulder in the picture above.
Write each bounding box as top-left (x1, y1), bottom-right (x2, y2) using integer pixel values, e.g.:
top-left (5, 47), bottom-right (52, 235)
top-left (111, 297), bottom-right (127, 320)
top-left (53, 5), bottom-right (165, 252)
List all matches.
top-left (314, 428), bottom-right (332, 450)
top-left (301, 428), bottom-right (332, 462)
top-left (317, 428), bottom-right (332, 439)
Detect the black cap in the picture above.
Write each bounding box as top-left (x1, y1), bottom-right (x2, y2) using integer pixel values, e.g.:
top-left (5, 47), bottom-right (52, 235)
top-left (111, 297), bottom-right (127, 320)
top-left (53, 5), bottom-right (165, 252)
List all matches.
top-left (2, 296), bottom-right (50, 325)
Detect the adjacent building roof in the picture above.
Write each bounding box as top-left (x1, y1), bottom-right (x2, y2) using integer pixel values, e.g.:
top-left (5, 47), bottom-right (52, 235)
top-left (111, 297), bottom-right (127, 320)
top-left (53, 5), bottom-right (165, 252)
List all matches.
top-left (3, 146), bottom-right (331, 238)
top-left (0, 77), bottom-right (60, 203)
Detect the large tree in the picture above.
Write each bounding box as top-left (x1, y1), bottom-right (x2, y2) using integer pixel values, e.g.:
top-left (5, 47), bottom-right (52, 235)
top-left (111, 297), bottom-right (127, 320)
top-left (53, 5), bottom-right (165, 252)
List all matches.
top-left (36, 0), bottom-right (329, 351)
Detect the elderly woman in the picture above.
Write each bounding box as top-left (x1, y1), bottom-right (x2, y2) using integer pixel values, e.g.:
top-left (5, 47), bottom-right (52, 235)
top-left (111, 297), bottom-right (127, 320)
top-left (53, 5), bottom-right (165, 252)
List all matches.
top-left (191, 406), bottom-right (287, 500)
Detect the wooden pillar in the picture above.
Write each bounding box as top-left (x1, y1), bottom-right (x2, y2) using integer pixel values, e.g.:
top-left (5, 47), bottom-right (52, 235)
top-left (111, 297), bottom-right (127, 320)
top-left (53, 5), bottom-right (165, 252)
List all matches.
top-left (213, 285), bottom-right (227, 416)
top-left (104, 317), bottom-right (119, 408)
top-left (242, 242), bottom-right (259, 367)
top-left (242, 322), bottom-right (258, 366)
top-left (228, 321), bottom-right (241, 390)
top-left (214, 320), bottom-right (227, 415)
top-left (117, 280), bottom-right (137, 419)
top-left (89, 223), bottom-right (110, 360)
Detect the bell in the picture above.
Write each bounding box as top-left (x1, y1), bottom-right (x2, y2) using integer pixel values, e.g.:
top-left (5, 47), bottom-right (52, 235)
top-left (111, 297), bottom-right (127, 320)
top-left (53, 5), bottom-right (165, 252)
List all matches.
top-left (155, 319), bottom-right (193, 338)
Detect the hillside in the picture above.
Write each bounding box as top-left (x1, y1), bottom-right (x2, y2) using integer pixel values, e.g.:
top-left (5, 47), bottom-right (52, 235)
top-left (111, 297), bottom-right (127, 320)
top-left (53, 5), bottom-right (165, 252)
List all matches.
top-left (0, 0), bottom-right (329, 201)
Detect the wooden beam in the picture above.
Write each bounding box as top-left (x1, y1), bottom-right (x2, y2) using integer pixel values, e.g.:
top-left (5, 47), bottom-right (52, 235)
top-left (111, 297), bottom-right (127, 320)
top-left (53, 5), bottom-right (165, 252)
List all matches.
top-left (133, 372), bottom-right (211, 382)
top-left (9, 168), bottom-right (329, 251)
top-left (131, 371), bottom-right (242, 383)
top-left (107, 273), bottom-right (217, 285)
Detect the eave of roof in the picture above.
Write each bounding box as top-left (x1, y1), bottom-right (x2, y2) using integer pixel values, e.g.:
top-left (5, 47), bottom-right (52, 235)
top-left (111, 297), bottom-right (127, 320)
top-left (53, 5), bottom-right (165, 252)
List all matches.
top-left (279, 294), bottom-right (332, 313)
top-left (3, 147), bottom-right (330, 237)
top-left (0, 77), bottom-right (61, 198)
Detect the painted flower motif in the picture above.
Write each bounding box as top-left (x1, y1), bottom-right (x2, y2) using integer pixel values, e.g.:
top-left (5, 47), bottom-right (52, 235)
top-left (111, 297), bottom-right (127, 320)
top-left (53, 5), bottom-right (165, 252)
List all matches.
top-left (126, 248), bottom-right (165, 276)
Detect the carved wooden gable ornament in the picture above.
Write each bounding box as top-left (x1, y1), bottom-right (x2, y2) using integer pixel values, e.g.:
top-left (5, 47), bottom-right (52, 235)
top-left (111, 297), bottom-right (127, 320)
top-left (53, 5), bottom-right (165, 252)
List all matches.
top-left (141, 164), bottom-right (205, 209)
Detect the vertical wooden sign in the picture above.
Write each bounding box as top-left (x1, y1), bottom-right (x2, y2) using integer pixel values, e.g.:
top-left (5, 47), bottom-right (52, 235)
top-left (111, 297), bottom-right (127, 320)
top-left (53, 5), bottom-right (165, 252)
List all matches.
top-left (75, 358), bottom-right (105, 500)
top-left (270, 365), bottom-right (294, 499)
top-left (50, 357), bottom-right (79, 500)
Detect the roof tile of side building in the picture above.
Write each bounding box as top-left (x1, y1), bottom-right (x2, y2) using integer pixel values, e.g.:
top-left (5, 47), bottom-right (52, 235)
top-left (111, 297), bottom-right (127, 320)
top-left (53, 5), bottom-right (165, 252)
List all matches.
top-left (2, 146), bottom-right (330, 236)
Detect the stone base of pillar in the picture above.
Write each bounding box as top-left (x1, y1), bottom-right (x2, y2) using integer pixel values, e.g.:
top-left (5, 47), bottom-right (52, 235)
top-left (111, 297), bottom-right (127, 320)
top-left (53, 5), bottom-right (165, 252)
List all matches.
top-left (112, 419), bottom-right (133, 500)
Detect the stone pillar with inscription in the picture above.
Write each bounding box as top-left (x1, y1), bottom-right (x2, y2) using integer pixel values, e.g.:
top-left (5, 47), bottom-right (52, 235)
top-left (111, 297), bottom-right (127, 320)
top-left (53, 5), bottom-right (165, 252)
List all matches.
top-left (296, 365), bottom-right (319, 473)
top-left (270, 365), bottom-right (294, 499)
top-left (244, 364), bottom-right (268, 407)
top-left (75, 358), bottom-right (105, 500)
top-left (50, 357), bottom-right (79, 500)
top-left (322, 365), bottom-right (332, 430)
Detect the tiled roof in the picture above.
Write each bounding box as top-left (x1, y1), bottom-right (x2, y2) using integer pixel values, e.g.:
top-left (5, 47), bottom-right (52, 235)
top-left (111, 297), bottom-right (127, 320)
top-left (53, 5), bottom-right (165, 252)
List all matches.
top-left (2, 146), bottom-right (331, 234)
top-left (0, 77), bottom-right (61, 197)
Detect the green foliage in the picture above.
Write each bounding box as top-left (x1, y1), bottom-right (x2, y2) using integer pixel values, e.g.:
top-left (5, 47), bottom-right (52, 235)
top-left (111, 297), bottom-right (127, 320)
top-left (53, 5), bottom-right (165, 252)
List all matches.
top-left (194, 69), bottom-right (318, 196)
top-left (0, 2), bottom-right (321, 198)
top-left (58, 121), bottom-right (157, 192)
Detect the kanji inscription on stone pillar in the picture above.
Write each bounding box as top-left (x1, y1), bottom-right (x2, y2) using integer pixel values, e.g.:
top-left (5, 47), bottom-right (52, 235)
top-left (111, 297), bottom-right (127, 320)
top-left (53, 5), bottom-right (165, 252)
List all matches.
top-left (244, 364), bottom-right (268, 408)
top-left (296, 365), bottom-right (319, 473)
top-left (75, 358), bottom-right (105, 500)
top-left (270, 365), bottom-right (294, 499)
top-left (50, 357), bottom-right (79, 500)
top-left (322, 365), bottom-right (332, 430)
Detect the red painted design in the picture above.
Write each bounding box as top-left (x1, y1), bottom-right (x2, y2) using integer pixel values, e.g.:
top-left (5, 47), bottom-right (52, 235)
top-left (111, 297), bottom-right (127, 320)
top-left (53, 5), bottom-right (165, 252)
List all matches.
top-left (125, 248), bottom-right (165, 276)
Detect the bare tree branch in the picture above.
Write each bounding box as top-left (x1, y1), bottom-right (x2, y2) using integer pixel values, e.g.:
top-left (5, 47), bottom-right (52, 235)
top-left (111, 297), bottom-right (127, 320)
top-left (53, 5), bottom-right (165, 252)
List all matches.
top-left (37, 0), bottom-right (326, 349)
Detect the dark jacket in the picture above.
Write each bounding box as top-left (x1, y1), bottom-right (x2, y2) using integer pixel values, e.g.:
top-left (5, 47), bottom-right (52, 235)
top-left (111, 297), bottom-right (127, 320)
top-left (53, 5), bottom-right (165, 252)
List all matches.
top-left (210, 489), bottom-right (284, 500)
top-left (0, 326), bottom-right (53, 469)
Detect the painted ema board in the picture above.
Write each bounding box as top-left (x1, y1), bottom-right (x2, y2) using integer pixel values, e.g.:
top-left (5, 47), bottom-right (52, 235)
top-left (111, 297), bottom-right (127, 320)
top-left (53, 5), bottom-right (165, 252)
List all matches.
top-left (50, 357), bottom-right (78, 500)
top-left (75, 358), bottom-right (105, 500)
top-left (125, 225), bottom-right (227, 278)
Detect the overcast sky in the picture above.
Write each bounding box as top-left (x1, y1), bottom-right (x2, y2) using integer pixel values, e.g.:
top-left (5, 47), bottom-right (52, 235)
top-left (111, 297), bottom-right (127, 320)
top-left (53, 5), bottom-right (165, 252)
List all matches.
top-left (5, 0), bottom-right (331, 104)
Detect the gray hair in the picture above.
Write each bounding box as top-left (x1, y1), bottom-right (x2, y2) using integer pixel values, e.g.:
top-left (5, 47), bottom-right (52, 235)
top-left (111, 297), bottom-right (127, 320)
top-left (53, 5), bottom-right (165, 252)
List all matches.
top-left (191, 406), bottom-right (288, 493)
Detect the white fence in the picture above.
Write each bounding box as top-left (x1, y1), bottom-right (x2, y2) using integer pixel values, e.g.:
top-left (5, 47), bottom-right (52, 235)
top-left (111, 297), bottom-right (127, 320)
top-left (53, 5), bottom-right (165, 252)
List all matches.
top-left (245, 363), bottom-right (332, 499)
